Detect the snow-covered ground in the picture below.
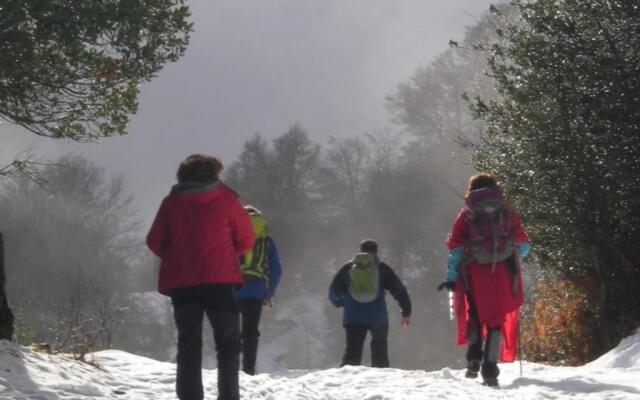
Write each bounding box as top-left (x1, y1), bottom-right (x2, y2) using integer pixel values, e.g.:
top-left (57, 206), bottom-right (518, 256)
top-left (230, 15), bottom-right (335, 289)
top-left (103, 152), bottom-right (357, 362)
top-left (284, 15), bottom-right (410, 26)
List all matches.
top-left (1, 332), bottom-right (639, 400)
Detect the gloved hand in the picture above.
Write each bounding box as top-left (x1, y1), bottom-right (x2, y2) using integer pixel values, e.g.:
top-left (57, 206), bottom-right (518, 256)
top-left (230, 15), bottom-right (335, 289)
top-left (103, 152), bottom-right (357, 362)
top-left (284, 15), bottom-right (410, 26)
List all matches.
top-left (437, 281), bottom-right (455, 292)
top-left (517, 241), bottom-right (531, 258)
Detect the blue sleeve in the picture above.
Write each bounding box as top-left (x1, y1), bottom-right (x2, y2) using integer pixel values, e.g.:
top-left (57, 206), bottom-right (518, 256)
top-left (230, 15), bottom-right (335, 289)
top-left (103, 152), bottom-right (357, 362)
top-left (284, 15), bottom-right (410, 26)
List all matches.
top-left (267, 238), bottom-right (282, 298)
top-left (446, 246), bottom-right (465, 282)
top-left (516, 241), bottom-right (531, 258)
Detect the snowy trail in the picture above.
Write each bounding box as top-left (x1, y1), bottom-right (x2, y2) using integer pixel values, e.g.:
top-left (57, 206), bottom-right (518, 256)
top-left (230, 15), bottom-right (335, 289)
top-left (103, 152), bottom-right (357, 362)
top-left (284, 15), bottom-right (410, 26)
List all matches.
top-left (1, 334), bottom-right (640, 400)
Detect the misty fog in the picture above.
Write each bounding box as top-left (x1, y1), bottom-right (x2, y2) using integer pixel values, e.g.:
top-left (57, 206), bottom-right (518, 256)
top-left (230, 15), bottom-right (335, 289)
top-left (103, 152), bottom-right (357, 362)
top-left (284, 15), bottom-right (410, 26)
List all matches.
top-left (1, 0), bottom-right (497, 371)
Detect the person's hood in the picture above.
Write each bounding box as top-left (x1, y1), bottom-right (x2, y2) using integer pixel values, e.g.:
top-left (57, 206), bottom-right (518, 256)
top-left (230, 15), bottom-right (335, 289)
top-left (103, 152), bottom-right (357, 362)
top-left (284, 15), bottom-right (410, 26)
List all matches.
top-left (465, 186), bottom-right (505, 212)
top-left (169, 181), bottom-right (223, 203)
top-left (352, 252), bottom-right (380, 266)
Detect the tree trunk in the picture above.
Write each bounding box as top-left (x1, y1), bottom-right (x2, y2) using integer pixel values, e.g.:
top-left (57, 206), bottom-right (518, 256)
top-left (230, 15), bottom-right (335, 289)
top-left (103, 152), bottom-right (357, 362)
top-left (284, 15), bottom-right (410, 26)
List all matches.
top-left (0, 232), bottom-right (15, 340)
top-left (590, 246), bottom-right (614, 350)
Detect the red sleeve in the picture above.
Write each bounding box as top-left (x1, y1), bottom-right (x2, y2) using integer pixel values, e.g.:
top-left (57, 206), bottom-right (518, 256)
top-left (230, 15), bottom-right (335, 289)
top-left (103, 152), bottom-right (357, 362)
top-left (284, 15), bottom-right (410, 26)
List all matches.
top-left (146, 197), bottom-right (170, 258)
top-left (445, 208), bottom-right (468, 249)
top-left (227, 194), bottom-right (256, 256)
top-left (510, 209), bottom-right (529, 243)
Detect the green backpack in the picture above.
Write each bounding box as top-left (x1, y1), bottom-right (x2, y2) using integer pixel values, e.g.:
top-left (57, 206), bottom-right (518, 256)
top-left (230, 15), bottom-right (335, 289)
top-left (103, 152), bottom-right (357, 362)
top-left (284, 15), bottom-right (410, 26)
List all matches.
top-left (348, 252), bottom-right (380, 303)
top-left (240, 206), bottom-right (270, 281)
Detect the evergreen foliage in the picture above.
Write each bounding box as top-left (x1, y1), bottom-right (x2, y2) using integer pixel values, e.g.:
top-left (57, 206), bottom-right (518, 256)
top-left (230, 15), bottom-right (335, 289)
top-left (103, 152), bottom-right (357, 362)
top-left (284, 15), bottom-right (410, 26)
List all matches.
top-left (0, 0), bottom-right (192, 140)
top-left (471, 0), bottom-right (640, 351)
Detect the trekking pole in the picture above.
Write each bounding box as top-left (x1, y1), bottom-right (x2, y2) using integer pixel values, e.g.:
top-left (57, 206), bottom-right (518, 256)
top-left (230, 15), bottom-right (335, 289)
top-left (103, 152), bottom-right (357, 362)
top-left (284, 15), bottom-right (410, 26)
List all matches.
top-left (518, 318), bottom-right (523, 377)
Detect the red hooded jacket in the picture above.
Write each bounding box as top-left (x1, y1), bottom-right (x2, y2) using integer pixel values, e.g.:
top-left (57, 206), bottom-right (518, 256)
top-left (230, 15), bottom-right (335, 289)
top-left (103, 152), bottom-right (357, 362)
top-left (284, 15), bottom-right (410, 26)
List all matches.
top-left (146, 182), bottom-right (256, 296)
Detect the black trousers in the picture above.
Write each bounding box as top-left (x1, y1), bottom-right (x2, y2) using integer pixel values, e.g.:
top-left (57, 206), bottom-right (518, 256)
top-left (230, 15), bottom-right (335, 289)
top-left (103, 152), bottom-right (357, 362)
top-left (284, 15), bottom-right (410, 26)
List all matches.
top-left (341, 323), bottom-right (389, 368)
top-left (466, 305), bottom-right (501, 379)
top-left (171, 284), bottom-right (241, 400)
top-left (238, 298), bottom-right (263, 375)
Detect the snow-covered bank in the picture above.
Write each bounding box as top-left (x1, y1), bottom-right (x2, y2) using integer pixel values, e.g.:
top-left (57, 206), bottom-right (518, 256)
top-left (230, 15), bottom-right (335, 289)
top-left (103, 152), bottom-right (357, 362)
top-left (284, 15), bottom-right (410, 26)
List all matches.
top-left (1, 332), bottom-right (639, 399)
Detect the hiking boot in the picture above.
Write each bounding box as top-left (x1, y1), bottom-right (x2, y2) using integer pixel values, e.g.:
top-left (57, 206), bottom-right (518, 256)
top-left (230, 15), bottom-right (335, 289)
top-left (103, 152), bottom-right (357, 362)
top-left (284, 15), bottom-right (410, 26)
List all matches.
top-left (481, 361), bottom-right (500, 387)
top-left (482, 377), bottom-right (499, 387)
top-left (465, 360), bottom-right (480, 378)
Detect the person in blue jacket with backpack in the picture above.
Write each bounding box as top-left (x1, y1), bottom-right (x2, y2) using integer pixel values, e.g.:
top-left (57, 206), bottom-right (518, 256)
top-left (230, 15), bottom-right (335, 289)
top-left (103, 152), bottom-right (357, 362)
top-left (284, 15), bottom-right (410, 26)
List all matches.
top-left (329, 239), bottom-right (411, 368)
top-left (236, 206), bottom-right (282, 375)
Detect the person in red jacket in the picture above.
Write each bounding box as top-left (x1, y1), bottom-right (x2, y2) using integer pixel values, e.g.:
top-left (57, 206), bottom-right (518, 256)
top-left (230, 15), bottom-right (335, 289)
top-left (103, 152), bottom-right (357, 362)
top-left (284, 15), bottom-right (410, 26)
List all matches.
top-left (147, 154), bottom-right (255, 400)
top-left (438, 173), bottom-right (530, 387)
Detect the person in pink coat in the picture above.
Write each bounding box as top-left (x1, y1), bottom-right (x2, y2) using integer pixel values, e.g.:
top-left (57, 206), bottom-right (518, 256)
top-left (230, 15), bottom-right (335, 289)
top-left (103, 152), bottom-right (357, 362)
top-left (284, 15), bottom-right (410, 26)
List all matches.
top-left (147, 154), bottom-right (255, 400)
top-left (438, 173), bottom-right (531, 387)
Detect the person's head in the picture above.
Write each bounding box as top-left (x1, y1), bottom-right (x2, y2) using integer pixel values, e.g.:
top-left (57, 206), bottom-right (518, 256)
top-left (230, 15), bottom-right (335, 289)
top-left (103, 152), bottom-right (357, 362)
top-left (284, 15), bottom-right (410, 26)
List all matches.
top-left (359, 239), bottom-right (378, 255)
top-left (176, 154), bottom-right (223, 184)
top-left (466, 172), bottom-right (498, 197)
top-left (244, 205), bottom-right (261, 216)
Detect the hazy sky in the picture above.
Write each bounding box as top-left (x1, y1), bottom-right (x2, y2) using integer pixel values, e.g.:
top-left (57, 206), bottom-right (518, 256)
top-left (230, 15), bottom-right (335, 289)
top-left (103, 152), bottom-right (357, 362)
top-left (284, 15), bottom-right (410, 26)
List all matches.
top-left (2, 0), bottom-right (494, 223)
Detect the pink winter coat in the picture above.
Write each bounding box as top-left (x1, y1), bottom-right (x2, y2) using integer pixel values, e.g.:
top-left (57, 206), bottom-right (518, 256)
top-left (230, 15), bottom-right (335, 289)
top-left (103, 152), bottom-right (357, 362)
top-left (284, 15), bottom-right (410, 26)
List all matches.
top-left (146, 182), bottom-right (255, 296)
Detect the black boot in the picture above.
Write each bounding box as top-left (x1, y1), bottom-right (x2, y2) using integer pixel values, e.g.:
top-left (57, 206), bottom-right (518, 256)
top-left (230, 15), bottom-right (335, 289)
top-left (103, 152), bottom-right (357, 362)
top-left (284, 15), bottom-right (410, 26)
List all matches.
top-left (465, 307), bottom-right (483, 379)
top-left (242, 338), bottom-right (259, 375)
top-left (465, 341), bottom-right (483, 379)
top-left (465, 359), bottom-right (481, 378)
top-left (481, 362), bottom-right (500, 387)
top-left (481, 327), bottom-right (501, 387)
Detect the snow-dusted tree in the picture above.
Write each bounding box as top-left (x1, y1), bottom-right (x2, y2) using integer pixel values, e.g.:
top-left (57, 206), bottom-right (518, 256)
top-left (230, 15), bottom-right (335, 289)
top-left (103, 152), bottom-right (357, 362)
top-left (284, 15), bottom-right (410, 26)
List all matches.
top-left (385, 3), bottom-right (512, 151)
top-left (226, 123), bottom-right (321, 260)
top-left (471, 0), bottom-right (640, 353)
top-left (225, 133), bottom-right (273, 210)
top-left (0, 155), bottom-right (143, 352)
top-left (0, 0), bottom-right (192, 342)
top-left (315, 135), bottom-right (373, 248)
top-left (270, 123), bottom-right (321, 217)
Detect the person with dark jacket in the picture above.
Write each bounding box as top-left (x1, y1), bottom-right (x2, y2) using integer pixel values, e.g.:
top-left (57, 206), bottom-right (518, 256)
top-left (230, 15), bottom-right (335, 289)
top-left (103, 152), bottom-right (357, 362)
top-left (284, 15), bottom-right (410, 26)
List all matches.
top-left (235, 206), bottom-right (282, 375)
top-left (329, 239), bottom-right (411, 368)
top-left (147, 154), bottom-right (255, 400)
